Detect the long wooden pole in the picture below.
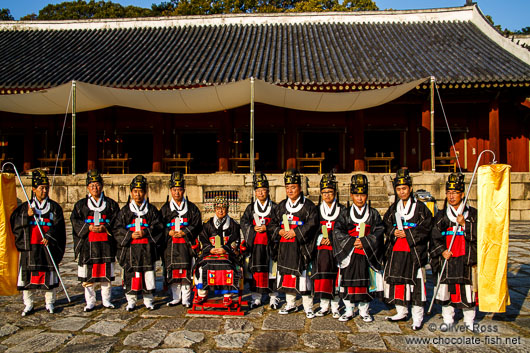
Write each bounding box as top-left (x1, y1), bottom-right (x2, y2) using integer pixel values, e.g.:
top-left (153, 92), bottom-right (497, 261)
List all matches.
top-left (430, 76), bottom-right (435, 172)
top-left (250, 77), bottom-right (255, 175)
top-left (72, 80), bottom-right (76, 176)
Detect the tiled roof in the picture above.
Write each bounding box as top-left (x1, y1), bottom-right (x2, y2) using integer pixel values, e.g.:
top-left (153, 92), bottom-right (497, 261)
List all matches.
top-left (0, 6), bottom-right (529, 90)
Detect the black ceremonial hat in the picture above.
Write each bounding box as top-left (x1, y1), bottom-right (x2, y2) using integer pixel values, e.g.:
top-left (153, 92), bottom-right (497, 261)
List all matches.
top-left (392, 168), bottom-right (412, 188)
top-left (32, 169), bottom-right (49, 188)
top-left (86, 169), bottom-right (103, 186)
top-left (446, 173), bottom-right (465, 192)
top-left (351, 174), bottom-right (369, 194)
top-left (320, 172), bottom-right (337, 191)
top-left (170, 171), bottom-right (185, 188)
top-left (284, 168), bottom-right (301, 185)
top-left (130, 175), bottom-right (147, 191)
top-left (253, 172), bottom-right (269, 189)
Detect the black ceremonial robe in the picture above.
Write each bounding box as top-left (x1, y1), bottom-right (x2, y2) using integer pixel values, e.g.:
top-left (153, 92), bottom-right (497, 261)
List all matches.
top-left (114, 201), bottom-right (164, 294)
top-left (333, 205), bottom-right (385, 302)
top-left (270, 196), bottom-right (319, 295)
top-left (382, 197), bottom-right (432, 306)
top-left (71, 195), bottom-right (120, 282)
top-left (311, 201), bottom-right (345, 300)
top-left (160, 198), bottom-right (202, 285)
top-left (240, 199), bottom-right (278, 294)
top-left (194, 217), bottom-right (241, 293)
top-left (11, 198), bottom-right (66, 290)
top-left (430, 205), bottom-right (477, 308)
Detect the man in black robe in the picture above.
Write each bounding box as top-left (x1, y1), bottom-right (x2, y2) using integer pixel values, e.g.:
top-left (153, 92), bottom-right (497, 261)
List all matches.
top-left (10, 170), bottom-right (66, 316)
top-left (333, 174), bottom-right (385, 322)
top-left (160, 171), bottom-right (202, 308)
top-left (312, 173), bottom-right (344, 318)
top-left (193, 196), bottom-right (241, 306)
top-left (240, 172), bottom-right (279, 309)
top-left (114, 175), bottom-right (164, 311)
top-left (430, 173), bottom-right (477, 331)
top-left (71, 169), bottom-right (120, 311)
top-left (382, 168), bottom-right (433, 330)
top-left (270, 169), bottom-right (318, 318)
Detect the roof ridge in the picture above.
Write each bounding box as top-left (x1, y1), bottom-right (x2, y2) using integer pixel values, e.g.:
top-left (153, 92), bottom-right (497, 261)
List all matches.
top-left (0, 6), bottom-right (475, 31)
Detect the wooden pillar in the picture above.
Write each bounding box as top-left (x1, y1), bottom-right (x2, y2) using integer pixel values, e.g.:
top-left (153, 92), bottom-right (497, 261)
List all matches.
top-left (285, 109), bottom-right (297, 170)
top-left (23, 117), bottom-right (34, 172)
top-left (152, 114), bottom-right (163, 172)
top-left (353, 111), bottom-right (365, 171)
top-left (217, 111), bottom-right (231, 172)
top-left (488, 99), bottom-right (500, 164)
top-left (87, 111), bottom-right (97, 171)
top-left (421, 102), bottom-right (431, 171)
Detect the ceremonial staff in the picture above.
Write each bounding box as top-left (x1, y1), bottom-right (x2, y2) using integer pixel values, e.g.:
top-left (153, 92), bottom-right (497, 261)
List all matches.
top-left (1, 162), bottom-right (71, 302)
top-left (427, 150), bottom-right (495, 315)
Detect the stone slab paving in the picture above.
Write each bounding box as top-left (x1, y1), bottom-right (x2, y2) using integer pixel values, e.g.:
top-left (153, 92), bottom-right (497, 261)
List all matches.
top-left (0, 222), bottom-right (529, 352)
top-left (57, 334), bottom-right (118, 353)
top-left (347, 333), bottom-right (388, 351)
top-left (213, 333), bottom-right (251, 348)
top-left (163, 330), bottom-right (204, 348)
top-left (84, 320), bottom-right (128, 336)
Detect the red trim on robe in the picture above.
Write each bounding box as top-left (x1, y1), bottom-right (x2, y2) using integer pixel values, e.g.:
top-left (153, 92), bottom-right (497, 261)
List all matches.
top-left (131, 273), bottom-right (143, 291)
top-left (314, 278), bottom-right (333, 294)
top-left (92, 263), bottom-right (107, 278)
top-left (281, 274), bottom-right (297, 289)
top-left (30, 272), bottom-right (46, 285)
top-left (254, 233), bottom-right (268, 245)
top-left (347, 286), bottom-right (368, 294)
top-left (253, 272), bottom-right (269, 288)
top-left (131, 238), bottom-right (149, 244)
top-left (89, 232), bottom-right (108, 242)
top-left (392, 238), bottom-right (410, 252)
top-left (172, 237), bottom-right (186, 244)
top-left (172, 269), bottom-right (187, 279)
top-left (394, 284), bottom-right (405, 300)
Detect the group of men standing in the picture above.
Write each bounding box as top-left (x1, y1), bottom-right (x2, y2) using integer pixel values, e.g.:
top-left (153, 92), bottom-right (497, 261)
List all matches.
top-left (9, 167), bottom-right (478, 331)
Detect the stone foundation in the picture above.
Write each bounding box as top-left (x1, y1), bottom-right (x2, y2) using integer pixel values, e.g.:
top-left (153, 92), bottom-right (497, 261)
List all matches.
top-left (14, 172), bottom-right (530, 221)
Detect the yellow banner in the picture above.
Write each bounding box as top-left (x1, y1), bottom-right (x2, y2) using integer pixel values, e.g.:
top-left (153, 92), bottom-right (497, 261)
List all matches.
top-left (477, 164), bottom-right (511, 312)
top-left (0, 173), bottom-right (19, 296)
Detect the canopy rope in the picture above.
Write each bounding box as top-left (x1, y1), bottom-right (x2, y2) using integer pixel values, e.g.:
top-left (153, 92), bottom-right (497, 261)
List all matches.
top-left (434, 78), bottom-right (463, 174)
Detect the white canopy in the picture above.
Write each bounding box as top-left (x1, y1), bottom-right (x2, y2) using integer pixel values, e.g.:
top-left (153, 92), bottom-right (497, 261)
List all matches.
top-left (0, 78), bottom-right (427, 115)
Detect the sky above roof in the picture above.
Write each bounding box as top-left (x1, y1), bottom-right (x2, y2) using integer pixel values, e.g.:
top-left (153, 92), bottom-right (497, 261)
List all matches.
top-left (4, 0), bottom-right (529, 32)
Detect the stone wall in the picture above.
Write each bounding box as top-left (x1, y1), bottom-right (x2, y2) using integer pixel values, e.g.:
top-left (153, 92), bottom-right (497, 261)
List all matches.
top-left (14, 172), bottom-right (530, 221)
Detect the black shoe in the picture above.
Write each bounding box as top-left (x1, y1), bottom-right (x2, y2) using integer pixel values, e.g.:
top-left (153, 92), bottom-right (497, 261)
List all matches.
top-left (183, 303), bottom-right (192, 309)
top-left (83, 305), bottom-right (95, 312)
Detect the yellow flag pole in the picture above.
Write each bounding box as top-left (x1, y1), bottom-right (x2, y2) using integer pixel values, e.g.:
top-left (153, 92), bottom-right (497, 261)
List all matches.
top-left (427, 150), bottom-right (496, 314)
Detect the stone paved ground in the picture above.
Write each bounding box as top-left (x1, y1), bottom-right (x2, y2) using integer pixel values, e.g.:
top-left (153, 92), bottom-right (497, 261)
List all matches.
top-left (1, 222), bottom-right (530, 352)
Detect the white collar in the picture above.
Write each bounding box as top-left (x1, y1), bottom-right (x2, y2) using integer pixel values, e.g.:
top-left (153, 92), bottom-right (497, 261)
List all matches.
top-left (446, 202), bottom-right (468, 224)
top-left (350, 204), bottom-right (369, 224)
top-left (87, 193), bottom-right (106, 212)
top-left (286, 195), bottom-right (304, 214)
top-left (129, 199), bottom-right (148, 217)
top-left (170, 197), bottom-right (188, 216)
top-left (214, 214), bottom-right (231, 230)
top-left (31, 197), bottom-right (50, 217)
top-left (396, 197), bottom-right (416, 221)
top-left (254, 198), bottom-right (272, 218)
top-left (320, 199), bottom-right (340, 221)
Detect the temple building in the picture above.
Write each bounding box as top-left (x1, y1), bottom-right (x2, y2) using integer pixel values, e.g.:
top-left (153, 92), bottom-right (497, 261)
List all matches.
top-left (0, 3), bottom-right (529, 174)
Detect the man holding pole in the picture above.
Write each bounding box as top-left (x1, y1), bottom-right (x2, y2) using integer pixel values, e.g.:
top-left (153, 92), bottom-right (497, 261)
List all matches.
top-left (271, 169), bottom-right (318, 318)
top-left (71, 169), bottom-right (120, 311)
top-left (10, 170), bottom-right (66, 316)
top-left (430, 173), bottom-right (477, 331)
top-left (382, 168), bottom-right (432, 330)
top-left (114, 175), bottom-right (164, 311)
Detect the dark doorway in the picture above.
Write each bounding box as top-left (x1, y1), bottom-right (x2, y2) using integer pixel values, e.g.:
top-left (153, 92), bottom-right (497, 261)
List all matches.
top-left (301, 131), bottom-right (341, 173)
top-left (364, 130), bottom-right (401, 171)
top-left (235, 131), bottom-right (281, 172)
top-left (181, 132), bottom-right (217, 172)
top-left (122, 133), bottom-right (153, 173)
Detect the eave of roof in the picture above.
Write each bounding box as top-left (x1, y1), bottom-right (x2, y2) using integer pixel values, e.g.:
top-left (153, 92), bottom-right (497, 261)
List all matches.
top-left (0, 4), bottom-right (529, 92)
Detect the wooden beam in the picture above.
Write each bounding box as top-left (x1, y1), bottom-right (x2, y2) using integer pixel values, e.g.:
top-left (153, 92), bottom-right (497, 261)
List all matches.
top-left (488, 99), bottom-right (500, 163)
top-left (353, 110), bottom-right (365, 171)
top-left (421, 103), bottom-right (431, 171)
